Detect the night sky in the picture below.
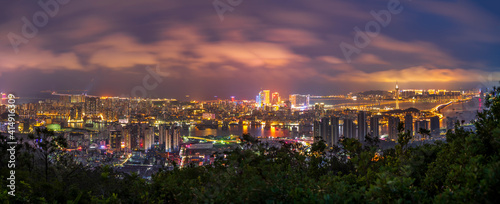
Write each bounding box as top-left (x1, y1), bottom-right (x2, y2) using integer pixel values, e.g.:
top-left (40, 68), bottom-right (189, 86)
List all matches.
top-left (1, 0), bottom-right (500, 100)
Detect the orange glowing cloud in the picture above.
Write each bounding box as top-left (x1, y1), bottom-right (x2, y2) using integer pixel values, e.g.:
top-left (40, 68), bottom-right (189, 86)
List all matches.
top-left (330, 66), bottom-right (500, 83)
top-left (355, 54), bottom-right (388, 65)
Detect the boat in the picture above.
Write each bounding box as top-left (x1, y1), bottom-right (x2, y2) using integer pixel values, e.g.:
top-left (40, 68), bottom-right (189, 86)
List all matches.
top-left (85, 123), bottom-right (94, 128)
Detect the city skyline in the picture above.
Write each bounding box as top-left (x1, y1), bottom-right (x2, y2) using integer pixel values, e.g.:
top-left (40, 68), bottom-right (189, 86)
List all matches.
top-left (1, 1), bottom-right (500, 99)
top-left (3, 1), bottom-right (500, 202)
top-left (3, 84), bottom-right (477, 104)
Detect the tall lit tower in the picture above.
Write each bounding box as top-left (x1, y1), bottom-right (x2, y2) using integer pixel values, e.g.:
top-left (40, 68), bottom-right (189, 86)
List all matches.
top-left (395, 82), bottom-right (400, 110)
top-left (271, 92), bottom-right (280, 105)
top-left (263, 90), bottom-right (270, 106)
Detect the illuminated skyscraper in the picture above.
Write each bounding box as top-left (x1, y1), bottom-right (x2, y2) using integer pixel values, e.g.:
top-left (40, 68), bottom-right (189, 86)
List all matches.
top-left (109, 130), bottom-right (122, 151)
top-left (289, 94), bottom-right (296, 107)
top-left (257, 90), bottom-right (271, 107)
top-left (158, 124), bottom-right (180, 152)
top-left (144, 126), bottom-right (154, 152)
top-left (167, 126), bottom-right (181, 152)
top-left (289, 94), bottom-right (310, 108)
top-left (263, 90), bottom-right (270, 106)
top-left (84, 96), bottom-right (99, 116)
top-left (271, 92), bottom-right (280, 105)
top-left (395, 82), bottom-right (400, 109)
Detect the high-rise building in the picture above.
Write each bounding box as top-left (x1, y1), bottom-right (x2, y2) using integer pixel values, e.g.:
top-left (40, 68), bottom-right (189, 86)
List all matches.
top-left (59, 95), bottom-right (71, 104)
top-left (314, 116), bottom-right (341, 146)
top-left (71, 94), bottom-right (85, 103)
top-left (289, 94), bottom-right (296, 107)
top-left (430, 116), bottom-right (440, 136)
top-left (370, 116), bottom-right (380, 137)
top-left (159, 124), bottom-right (167, 150)
top-left (70, 105), bottom-right (83, 120)
top-left (123, 124), bottom-right (138, 151)
top-left (313, 120), bottom-right (321, 143)
top-left (357, 111), bottom-right (367, 140)
top-left (395, 82), bottom-right (400, 110)
top-left (320, 117), bottom-right (331, 144)
top-left (271, 92), bottom-right (280, 105)
top-left (343, 118), bottom-right (355, 139)
top-left (404, 113), bottom-right (413, 137)
top-left (159, 125), bottom-right (181, 152)
top-left (388, 116), bottom-right (400, 141)
top-left (446, 116), bottom-right (458, 131)
top-left (330, 116), bottom-right (340, 146)
top-left (289, 94), bottom-right (310, 108)
top-left (414, 119), bottom-right (429, 139)
top-left (144, 126), bottom-right (154, 152)
top-left (257, 90), bottom-right (271, 107)
top-left (263, 90), bottom-right (270, 106)
top-left (109, 130), bottom-right (122, 151)
top-left (84, 96), bottom-right (100, 116)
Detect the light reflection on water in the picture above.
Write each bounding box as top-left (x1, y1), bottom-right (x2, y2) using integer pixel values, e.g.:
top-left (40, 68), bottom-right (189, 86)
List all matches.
top-left (181, 125), bottom-right (312, 138)
top-left (65, 100), bottom-right (482, 138)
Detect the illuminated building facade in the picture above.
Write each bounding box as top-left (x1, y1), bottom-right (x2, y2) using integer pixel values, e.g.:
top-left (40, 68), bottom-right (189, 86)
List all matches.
top-left (159, 124), bottom-right (181, 152)
top-left (71, 95), bottom-right (85, 103)
top-left (289, 94), bottom-right (310, 108)
top-left (263, 90), bottom-right (270, 106)
top-left (84, 96), bottom-right (100, 116)
top-left (395, 83), bottom-right (400, 110)
top-left (110, 130), bottom-right (123, 151)
top-left (271, 92), bottom-right (280, 105)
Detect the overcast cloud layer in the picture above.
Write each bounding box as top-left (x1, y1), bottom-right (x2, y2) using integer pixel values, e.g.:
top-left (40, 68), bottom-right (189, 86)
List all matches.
top-left (1, 0), bottom-right (500, 99)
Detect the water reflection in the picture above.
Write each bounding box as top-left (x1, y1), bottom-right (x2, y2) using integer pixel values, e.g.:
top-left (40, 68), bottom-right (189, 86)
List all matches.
top-left (181, 125), bottom-right (312, 138)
